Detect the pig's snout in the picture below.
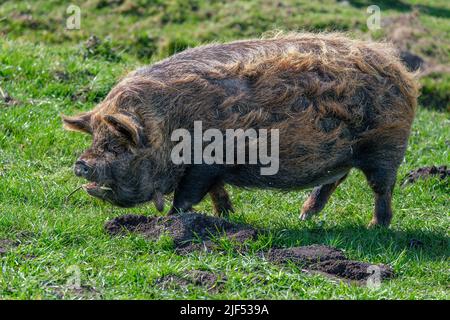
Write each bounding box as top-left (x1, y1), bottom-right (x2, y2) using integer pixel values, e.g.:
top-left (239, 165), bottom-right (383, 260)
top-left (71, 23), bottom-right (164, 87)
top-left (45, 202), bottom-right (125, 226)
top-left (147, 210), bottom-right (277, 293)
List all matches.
top-left (74, 159), bottom-right (92, 178)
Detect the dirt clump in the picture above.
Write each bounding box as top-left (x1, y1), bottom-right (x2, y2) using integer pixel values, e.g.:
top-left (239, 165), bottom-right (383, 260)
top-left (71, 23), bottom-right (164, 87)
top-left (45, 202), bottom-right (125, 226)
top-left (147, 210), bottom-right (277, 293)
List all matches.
top-left (0, 86), bottom-right (19, 107)
top-left (54, 70), bottom-right (70, 82)
top-left (82, 35), bottom-right (121, 62)
top-left (105, 212), bottom-right (258, 253)
top-left (46, 284), bottom-right (100, 299)
top-left (379, 11), bottom-right (450, 111)
top-left (9, 12), bottom-right (50, 30)
top-left (314, 260), bottom-right (393, 281)
top-left (264, 245), bottom-right (346, 263)
top-left (265, 245), bottom-right (394, 282)
top-left (115, 0), bottom-right (146, 15)
top-left (402, 165), bottom-right (449, 185)
top-left (70, 85), bottom-right (105, 103)
top-left (85, 35), bottom-right (102, 51)
top-left (95, 0), bottom-right (124, 9)
top-left (0, 239), bottom-right (18, 255)
top-left (399, 50), bottom-right (424, 72)
top-left (71, 86), bottom-right (90, 103)
top-left (409, 238), bottom-right (424, 249)
top-left (381, 12), bottom-right (429, 73)
top-left (155, 270), bottom-right (226, 292)
top-left (382, 11), bottom-right (425, 51)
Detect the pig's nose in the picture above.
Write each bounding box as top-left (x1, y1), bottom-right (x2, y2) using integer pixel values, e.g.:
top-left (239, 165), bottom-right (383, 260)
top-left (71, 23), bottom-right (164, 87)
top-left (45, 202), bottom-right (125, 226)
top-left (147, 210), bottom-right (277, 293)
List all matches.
top-left (74, 160), bottom-right (92, 178)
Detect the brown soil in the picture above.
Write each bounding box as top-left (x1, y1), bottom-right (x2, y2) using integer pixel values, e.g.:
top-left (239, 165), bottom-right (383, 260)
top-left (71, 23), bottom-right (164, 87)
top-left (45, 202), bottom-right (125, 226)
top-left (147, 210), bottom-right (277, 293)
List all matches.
top-left (315, 260), bottom-right (393, 281)
top-left (264, 245), bottom-right (346, 263)
top-left (0, 239), bottom-right (18, 255)
top-left (0, 86), bottom-right (19, 107)
top-left (399, 50), bottom-right (424, 72)
top-left (47, 284), bottom-right (100, 299)
top-left (382, 11), bottom-right (425, 51)
top-left (82, 35), bottom-right (120, 63)
top-left (53, 70), bottom-right (70, 82)
top-left (155, 270), bottom-right (227, 293)
top-left (402, 165), bottom-right (449, 185)
top-left (105, 212), bottom-right (258, 253)
top-left (95, 0), bottom-right (124, 9)
top-left (379, 11), bottom-right (450, 111)
top-left (106, 213), bottom-right (395, 284)
top-left (84, 35), bottom-right (102, 51)
top-left (115, 1), bottom-right (146, 15)
top-left (264, 245), bottom-right (393, 282)
top-left (70, 86), bottom-right (90, 103)
top-left (10, 13), bottom-right (44, 30)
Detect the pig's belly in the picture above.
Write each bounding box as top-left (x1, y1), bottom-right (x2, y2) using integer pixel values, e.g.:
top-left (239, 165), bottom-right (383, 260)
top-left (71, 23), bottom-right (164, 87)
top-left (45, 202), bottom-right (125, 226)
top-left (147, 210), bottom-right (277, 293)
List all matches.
top-left (223, 165), bottom-right (350, 190)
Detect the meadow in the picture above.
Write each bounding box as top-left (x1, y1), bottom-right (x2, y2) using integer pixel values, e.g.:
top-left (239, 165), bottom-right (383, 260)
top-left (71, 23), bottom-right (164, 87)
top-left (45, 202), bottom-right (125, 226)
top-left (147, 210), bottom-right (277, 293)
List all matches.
top-left (0, 0), bottom-right (448, 299)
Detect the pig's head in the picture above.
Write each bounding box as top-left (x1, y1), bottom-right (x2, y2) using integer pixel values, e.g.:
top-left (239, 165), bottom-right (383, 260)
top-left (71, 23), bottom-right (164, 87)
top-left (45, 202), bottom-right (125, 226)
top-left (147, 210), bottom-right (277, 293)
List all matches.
top-left (62, 110), bottom-right (167, 210)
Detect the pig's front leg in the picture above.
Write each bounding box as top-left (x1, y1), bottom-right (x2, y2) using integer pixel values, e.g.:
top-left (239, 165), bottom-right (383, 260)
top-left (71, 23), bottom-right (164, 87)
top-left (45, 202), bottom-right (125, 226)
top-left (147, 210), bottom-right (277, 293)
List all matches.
top-left (168, 164), bottom-right (223, 215)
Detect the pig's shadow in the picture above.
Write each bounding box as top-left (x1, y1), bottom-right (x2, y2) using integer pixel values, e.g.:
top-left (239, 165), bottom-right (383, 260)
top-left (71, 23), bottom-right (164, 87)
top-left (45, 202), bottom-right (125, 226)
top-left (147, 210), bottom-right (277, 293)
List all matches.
top-left (267, 224), bottom-right (449, 262)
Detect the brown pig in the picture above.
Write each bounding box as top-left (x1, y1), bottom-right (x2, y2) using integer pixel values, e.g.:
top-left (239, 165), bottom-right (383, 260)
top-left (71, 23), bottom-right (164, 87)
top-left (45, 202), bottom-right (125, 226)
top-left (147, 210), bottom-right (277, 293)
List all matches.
top-left (63, 32), bottom-right (419, 227)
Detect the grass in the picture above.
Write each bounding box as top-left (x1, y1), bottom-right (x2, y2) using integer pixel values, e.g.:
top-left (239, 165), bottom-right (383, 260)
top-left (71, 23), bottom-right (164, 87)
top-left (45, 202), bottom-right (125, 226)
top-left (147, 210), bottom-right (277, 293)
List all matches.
top-left (0, 0), bottom-right (449, 299)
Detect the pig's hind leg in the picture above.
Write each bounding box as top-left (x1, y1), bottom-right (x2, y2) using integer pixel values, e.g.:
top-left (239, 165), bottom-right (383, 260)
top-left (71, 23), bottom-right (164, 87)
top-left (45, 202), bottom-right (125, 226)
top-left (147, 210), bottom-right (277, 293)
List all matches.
top-left (209, 181), bottom-right (234, 217)
top-left (355, 135), bottom-right (408, 227)
top-left (361, 166), bottom-right (397, 228)
top-left (300, 173), bottom-right (348, 220)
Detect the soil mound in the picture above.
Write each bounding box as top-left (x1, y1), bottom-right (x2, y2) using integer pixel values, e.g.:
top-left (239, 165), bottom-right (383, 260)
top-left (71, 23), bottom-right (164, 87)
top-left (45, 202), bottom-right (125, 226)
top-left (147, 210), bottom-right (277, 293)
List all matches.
top-left (105, 212), bottom-right (258, 253)
top-left (402, 165), bottom-right (449, 185)
top-left (106, 213), bottom-right (394, 284)
top-left (0, 239), bottom-right (18, 255)
top-left (265, 245), bottom-right (393, 282)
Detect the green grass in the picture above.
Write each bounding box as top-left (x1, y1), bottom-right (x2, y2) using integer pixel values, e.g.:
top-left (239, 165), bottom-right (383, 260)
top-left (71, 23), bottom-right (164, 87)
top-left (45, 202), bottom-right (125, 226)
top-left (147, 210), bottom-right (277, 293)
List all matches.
top-left (0, 0), bottom-right (449, 299)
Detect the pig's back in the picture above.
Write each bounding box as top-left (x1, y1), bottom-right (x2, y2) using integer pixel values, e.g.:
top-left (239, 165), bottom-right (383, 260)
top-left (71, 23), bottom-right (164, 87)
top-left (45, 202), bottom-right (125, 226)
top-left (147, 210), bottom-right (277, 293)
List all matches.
top-left (136, 33), bottom-right (418, 125)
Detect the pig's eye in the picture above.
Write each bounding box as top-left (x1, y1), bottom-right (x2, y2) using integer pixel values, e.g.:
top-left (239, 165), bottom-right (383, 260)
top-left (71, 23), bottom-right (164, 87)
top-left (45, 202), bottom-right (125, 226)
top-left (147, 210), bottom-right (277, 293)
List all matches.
top-left (105, 141), bottom-right (126, 154)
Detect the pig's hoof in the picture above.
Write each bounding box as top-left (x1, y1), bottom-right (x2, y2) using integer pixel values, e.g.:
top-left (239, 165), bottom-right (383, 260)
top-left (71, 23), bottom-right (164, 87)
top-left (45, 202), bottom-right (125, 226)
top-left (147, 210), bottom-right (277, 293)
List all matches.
top-left (367, 220), bottom-right (377, 228)
top-left (299, 211), bottom-right (313, 221)
top-left (367, 219), bottom-right (390, 229)
top-left (214, 205), bottom-right (234, 218)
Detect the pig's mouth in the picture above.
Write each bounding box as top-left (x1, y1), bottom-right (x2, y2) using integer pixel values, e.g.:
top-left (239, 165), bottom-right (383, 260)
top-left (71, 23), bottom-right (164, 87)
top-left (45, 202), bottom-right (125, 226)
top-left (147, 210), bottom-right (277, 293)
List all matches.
top-left (82, 181), bottom-right (165, 211)
top-left (82, 181), bottom-right (133, 207)
top-left (82, 182), bottom-right (113, 198)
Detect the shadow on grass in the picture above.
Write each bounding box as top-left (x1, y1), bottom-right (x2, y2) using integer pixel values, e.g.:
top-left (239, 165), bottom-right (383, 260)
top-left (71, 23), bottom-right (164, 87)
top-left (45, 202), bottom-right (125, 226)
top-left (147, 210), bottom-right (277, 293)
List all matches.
top-left (268, 224), bottom-right (449, 261)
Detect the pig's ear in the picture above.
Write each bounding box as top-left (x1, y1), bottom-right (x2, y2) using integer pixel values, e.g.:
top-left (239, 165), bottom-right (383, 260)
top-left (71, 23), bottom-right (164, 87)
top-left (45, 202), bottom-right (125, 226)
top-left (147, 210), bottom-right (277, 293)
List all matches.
top-left (61, 112), bottom-right (93, 134)
top-left (103, 113), bottom-right (146, 147)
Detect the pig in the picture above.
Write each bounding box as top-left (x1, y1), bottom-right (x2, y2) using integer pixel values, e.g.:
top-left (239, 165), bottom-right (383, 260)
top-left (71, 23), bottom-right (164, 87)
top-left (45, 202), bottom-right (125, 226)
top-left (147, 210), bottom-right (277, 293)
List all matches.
top-left (63, 32), bottom-right (419, 227)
